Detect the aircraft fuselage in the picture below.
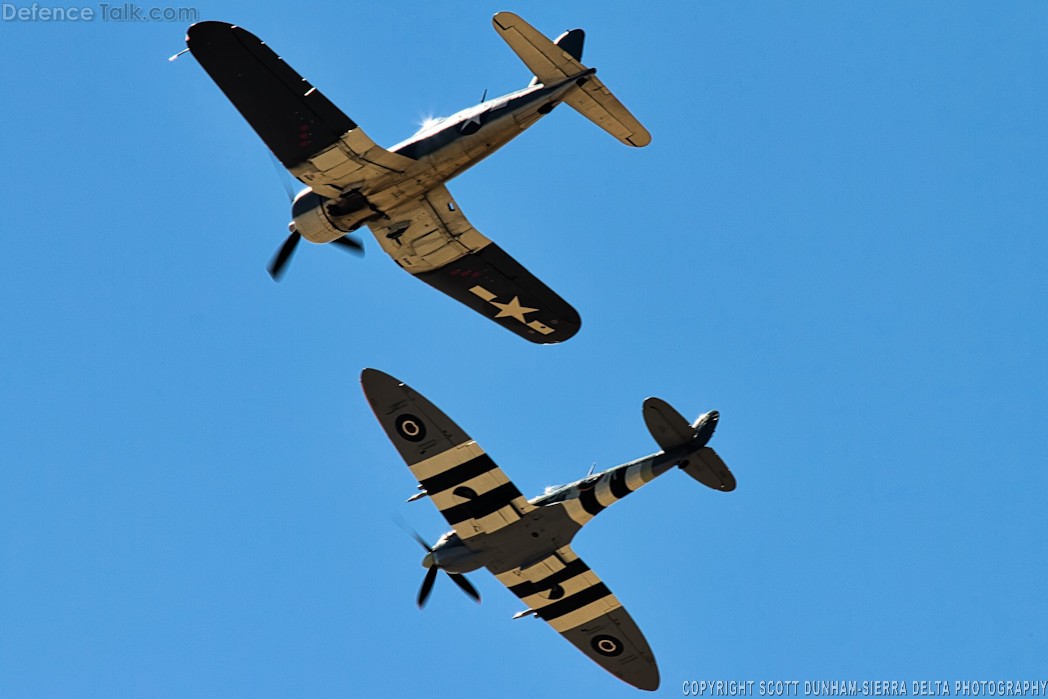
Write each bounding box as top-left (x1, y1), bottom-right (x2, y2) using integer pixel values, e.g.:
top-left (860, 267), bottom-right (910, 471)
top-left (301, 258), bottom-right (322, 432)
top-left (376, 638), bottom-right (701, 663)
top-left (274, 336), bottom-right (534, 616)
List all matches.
top-left (425, 447), bottom-right (685, 576)
top-left (293, 72), bottom-right (594, 242)
top-left (390, 72), bottom-right (593, 186)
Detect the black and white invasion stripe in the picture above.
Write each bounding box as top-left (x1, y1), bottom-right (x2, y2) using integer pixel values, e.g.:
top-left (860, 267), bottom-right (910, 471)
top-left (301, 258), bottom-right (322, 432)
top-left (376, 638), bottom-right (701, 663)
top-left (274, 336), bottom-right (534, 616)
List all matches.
top-left (408, 440), bottom-right (529, 538)
top-left (496, 547), bottom-right (622, 633)
top-left (561, 455), bottom-right (674, 526)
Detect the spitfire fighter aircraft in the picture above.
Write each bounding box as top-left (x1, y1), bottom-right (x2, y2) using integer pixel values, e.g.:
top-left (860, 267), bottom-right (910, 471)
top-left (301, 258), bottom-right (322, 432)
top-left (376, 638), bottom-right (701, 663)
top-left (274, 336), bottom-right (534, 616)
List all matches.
top-left (185, 13), bottom-right (650, 344)
top-left (361, 369), bottom-right (736, 691)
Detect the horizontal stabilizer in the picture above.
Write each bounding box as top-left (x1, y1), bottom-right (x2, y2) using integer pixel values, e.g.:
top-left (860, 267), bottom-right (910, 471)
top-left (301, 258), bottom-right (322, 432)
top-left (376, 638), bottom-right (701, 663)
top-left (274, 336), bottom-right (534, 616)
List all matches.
top-left (562, 78), bottom-right (651, 148)
top-left (528, 29), bottom-right (585, 87)
top-left (643, 397), bottom-right (695, 451)
top-left (494, 12), bottom-right (582, 86)
top-left (492, 12), bottom-right (650, 148)
top-left (644, 398), bottom-right (735, 491)
top-left (680, 447), bottom-right (736, 492)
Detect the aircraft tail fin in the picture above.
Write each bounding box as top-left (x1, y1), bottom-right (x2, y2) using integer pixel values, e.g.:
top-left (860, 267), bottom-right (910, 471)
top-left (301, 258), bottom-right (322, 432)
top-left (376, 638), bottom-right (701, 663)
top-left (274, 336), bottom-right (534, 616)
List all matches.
top-left (492, 12), bottom-right (651, 148)
top-left (642, 398), bottom-right (735, 492)
top-left (527, 29), bottom-right (584, 87)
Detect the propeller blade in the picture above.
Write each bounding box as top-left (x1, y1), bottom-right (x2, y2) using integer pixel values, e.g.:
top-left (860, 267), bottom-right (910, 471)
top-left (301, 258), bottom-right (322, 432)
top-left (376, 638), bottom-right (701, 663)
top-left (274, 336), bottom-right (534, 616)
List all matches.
top-left (417, 565), bottom-right (439, 609)
top-left (447, 573), bottom-right (481, 604)
top-left (267, 231), bottom-right (301, 281)
top-left (407, 529), bottom-right (432, 553)
top-left (392, 515), bottom-right (434, 553)
top-left (269, 152), bottom-right (297, 203)
top-left (329, 235), bottom-right (365, 256)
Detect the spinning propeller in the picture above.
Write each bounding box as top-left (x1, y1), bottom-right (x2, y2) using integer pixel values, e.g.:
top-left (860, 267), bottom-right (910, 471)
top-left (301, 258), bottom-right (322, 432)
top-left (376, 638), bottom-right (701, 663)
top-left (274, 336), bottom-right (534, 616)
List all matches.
top-left (265, 157), bottom-right (365, 281)
top-left (404, 527), bottom-right (480, 609)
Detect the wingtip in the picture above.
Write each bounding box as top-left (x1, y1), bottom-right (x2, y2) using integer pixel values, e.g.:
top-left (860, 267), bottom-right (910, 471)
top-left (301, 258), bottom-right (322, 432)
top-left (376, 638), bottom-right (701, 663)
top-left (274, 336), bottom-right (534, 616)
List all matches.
top-left (185, 20), bottom-right (241, 50)
top-left (185, 19), bottom-right (232, 40)
top-left (637, 677), bottom-right (660, 691)
top-left (360, 367), bottom-right (391, 384)
top-left (492, 11), bottom-right (518, 30)
top-left (629, 662), bottom-right (660, 691)
top-left (529, 310), bottom-right (582, 345)
top-left (360, 368), bottom-right (405, 394)
top-left (626, 129), bottom-right (653, 147)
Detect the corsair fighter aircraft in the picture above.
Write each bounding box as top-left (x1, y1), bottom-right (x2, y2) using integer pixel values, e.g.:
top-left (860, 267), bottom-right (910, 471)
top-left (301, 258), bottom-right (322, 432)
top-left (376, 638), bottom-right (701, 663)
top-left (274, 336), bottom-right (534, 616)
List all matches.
top-left (185, 13), bottom-right (650, 344)
top-left (361, 369), bottom-right (736, 691)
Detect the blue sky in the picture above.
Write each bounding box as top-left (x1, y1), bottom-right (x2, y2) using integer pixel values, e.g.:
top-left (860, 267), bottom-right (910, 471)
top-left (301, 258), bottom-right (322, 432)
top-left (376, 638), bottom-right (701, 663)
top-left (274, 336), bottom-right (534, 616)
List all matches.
top-left (2, 1), bottom-right (1046, 696)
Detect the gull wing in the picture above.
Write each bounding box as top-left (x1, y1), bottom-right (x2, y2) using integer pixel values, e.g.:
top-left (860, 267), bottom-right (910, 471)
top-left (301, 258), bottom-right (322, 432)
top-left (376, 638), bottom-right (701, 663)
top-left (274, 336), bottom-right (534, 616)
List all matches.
top-left (369, 185), bottom-right (581, 344)
top-left (360, 368), bottom-right (533, 541)
top-left (186, 21), bottom-right (414, 198)
top-left (494, 546), bottom-right (660, 691)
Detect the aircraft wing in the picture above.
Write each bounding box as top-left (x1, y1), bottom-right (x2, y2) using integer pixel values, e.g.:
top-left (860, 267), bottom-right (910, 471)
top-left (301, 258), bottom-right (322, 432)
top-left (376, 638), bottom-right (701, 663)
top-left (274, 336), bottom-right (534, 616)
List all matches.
top-left (361, 368), bottom-right (533, 541)
top-left (494, 546), bottom-right (660, 691)
top-left (185, 22), bottom-right (414, 198)
top-left (369, 185), bottom-right (581, 344)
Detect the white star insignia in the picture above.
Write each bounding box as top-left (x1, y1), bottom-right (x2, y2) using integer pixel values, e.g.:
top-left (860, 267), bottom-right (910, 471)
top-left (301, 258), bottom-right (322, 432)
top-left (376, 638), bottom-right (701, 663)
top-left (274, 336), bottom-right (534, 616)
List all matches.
top-left (491, 296), bottom-right (538, 323)
top-left (468, 285), bottom-right (553, 335)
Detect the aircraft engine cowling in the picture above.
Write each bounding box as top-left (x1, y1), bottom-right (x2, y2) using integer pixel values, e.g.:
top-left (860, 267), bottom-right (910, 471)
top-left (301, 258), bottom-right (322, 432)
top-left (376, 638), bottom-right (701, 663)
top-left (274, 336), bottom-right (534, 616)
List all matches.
top-left (289, 190), bottom-right (344, 243)
top-left (290, 189), bottom-right (378, 243)
top-left (430, 542), bottom-right (484, 574)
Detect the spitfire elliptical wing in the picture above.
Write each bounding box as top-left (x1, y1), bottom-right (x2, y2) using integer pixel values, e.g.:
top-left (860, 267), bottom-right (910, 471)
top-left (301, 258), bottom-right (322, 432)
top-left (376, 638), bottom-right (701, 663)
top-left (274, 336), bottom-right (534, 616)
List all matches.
top-left (362, 369), bottom-right (738, 691)
top-left (494, 546), bottom-right (659, 691)
top-left (370, 186), bottom-right (581, 344)
top-left (361, 368), bottom-right (533, 540)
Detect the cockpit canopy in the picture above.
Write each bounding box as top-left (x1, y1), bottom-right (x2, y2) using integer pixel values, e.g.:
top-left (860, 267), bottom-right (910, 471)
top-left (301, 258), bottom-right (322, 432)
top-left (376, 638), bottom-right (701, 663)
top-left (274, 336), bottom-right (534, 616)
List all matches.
top-left (530, 474), bottom-right (598, 506)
